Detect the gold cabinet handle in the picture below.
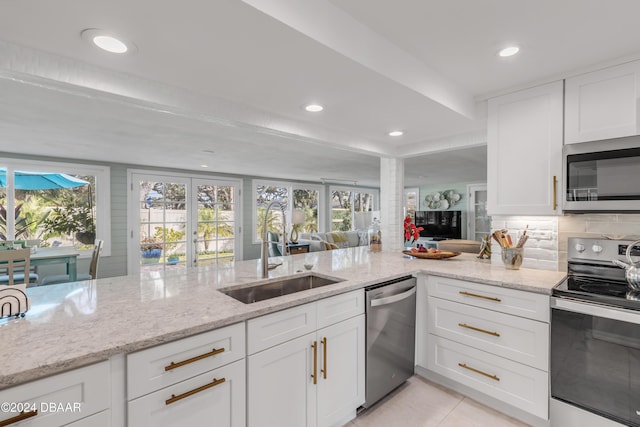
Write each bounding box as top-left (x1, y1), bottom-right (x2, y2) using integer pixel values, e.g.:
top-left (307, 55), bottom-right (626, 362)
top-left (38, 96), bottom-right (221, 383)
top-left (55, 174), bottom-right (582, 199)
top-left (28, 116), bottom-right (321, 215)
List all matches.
top-left (311, 341), bottom-right (318, 384)
top-left (458, 291), bottom-right (501, 302)
top-left (458, 363), bottom-right (500, 381)
top-left (165, 347), bottom-right (225, 371)
top-left (321, 337), bottom-right (327, 379)
top-left (0, 410), bottom-right (39, 426)
top-left (165, 377), bottom-right (226, 405)
top-left (458, 323), bottom-right (500, 337)
top-left (553, 175), bottom-right (558, 210)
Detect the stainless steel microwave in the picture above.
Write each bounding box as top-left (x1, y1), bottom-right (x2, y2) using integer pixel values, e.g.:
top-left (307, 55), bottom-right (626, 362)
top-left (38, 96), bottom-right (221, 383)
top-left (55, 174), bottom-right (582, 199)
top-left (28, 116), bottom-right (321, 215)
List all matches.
top-left (563, 135), bottom-right (640, 212)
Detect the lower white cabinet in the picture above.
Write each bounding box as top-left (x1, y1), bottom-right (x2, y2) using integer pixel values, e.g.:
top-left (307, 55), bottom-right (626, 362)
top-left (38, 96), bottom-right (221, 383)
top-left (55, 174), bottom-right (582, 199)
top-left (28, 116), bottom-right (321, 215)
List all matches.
top-left (128, 359), bottom-right (245, 427)
top-left (0, 361), bottom-right (110, 427)
top-left (316, 315), bottom-right (365, 427)
top-left (126, 322), bottom-right (246, 427)
top-left (65, 410), bottom-right (110, 426)
top-left (247, 290), bottom-right (365, 427)
top-left (421, 275), bottom-right (550, 420)
top-left (428, 335), bottom-right (548, 419)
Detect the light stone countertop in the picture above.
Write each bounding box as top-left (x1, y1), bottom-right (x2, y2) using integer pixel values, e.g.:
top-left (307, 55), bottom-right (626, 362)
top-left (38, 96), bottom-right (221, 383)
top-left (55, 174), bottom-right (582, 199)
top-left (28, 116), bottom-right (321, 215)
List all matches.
top-left (0, 247), bottom-right (566, 390)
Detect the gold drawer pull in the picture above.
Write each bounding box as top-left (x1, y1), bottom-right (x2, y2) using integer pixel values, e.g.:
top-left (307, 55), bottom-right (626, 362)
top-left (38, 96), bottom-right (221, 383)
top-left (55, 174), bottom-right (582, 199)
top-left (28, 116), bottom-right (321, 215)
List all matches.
top-left (553, 175), bottom-right (558, 211)
top-left (321, 337), bottom-right (327, 379)
top-left (459, 291), bottom-right (501, 302)
top-left (311, 341), bottom-right (318, 384)
top-left (458, 323), bottom-right (500, 337)
top-left (458, 363), bottom-right (500, 381)
top-left (165, 347), bottom-right (225, 371)
top-left (0, 410), bottom-right (38, 426)
top-left (165, 377), bottom-right (226, 405)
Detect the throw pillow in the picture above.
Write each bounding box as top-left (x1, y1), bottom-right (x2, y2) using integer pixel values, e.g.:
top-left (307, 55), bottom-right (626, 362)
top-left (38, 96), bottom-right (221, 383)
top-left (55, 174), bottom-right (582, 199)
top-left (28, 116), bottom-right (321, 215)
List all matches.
top-left (357, 230), bottom-right (368, 246)
top-left (329, 232), bottom-right (349, 248)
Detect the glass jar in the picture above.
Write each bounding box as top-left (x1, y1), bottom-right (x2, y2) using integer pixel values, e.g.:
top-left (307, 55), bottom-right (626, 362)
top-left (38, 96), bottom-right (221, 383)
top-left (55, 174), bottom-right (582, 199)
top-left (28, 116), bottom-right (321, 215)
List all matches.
top-left (368, 218), bottom-right (382, 252)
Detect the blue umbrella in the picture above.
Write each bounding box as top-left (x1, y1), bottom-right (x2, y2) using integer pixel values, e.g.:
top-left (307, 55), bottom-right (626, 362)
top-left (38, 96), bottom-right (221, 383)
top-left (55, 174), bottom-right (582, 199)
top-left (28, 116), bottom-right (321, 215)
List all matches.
top-left (0, 170), bottom-right (88, 190)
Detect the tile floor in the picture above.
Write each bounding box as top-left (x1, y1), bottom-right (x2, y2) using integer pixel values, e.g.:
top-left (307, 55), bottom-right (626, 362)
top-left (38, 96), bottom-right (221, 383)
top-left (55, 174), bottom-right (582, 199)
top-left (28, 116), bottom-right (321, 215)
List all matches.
top-left (348, 376), bottom-right (530, 427)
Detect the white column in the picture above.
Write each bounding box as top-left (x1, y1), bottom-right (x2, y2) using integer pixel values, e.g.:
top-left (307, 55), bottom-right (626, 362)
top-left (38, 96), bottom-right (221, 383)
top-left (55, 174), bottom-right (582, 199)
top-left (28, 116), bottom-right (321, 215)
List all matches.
top-left (379, 157), bottom-right (404, 252)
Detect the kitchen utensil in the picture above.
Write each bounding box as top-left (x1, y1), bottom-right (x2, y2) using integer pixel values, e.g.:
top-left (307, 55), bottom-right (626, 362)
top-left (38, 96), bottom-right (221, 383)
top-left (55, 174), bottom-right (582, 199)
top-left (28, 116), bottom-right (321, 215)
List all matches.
top-left (611, 239), bottom-right (640, 290)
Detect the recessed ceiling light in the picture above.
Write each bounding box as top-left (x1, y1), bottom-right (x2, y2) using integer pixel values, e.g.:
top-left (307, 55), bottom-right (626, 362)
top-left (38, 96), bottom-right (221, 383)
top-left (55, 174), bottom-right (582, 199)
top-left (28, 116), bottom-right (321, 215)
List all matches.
top-left (498, 46), bottom-right (520, 57)
top-left (81, 29), bottom-right (136, 54)
top-left (388, 130), bottom-right (404, 137)
top-left (201, 164), bottom-right (209, 168)
top-left (305, 104), bottom-right (324, 112)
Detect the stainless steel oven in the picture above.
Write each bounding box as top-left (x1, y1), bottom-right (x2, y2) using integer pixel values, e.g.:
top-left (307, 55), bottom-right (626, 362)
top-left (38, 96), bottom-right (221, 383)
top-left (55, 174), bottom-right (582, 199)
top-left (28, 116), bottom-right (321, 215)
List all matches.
top-left (551, 237), bottom-right (640, 426)
top-left (563, 135), bottom-right (640, 212)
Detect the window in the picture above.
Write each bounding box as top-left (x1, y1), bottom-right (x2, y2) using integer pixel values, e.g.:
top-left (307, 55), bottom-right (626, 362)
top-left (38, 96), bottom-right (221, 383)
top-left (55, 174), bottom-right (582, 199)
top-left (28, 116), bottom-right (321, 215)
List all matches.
top-left (0, 159), bottom-right (110, 255)
top-left (253, 180), bottom-right (323, 242)
top-left (129, 171), bottom-right (241, 273)
top-left (330, 186), bottom-right (378, 231)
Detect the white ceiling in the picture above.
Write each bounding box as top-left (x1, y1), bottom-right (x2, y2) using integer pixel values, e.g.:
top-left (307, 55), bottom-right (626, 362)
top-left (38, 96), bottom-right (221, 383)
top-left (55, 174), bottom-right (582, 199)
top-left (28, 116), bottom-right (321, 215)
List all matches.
top-left (1, 0), bottom-right (640, 186)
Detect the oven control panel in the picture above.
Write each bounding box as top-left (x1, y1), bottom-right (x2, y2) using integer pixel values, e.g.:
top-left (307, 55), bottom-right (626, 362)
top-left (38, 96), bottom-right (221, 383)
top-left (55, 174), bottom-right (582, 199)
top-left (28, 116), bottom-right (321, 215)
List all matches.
top-left (569, 237), bottom-right (640, 264)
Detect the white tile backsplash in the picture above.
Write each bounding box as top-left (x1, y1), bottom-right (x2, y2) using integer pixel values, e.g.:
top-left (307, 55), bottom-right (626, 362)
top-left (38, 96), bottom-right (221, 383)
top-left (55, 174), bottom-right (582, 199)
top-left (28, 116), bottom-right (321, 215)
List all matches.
top-left (491, 215), bottom-right (559, 271)
top-left (490, 214), bottom-right (640, 272)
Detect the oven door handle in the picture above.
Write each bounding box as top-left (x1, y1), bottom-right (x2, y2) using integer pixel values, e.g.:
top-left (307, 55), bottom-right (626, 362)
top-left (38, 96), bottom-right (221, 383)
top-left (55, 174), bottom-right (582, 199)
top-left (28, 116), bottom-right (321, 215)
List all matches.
top-left (552, 297), bottom-right (640, 325)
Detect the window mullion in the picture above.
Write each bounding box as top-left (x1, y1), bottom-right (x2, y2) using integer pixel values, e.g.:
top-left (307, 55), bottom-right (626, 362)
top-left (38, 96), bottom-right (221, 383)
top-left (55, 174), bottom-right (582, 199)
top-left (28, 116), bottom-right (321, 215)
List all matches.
top-left (6, 167), bottom-right (15, 240)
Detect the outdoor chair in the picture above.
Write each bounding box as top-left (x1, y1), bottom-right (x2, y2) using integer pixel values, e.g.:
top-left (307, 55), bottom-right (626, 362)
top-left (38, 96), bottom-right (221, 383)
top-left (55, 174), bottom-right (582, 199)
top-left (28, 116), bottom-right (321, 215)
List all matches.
top-left (0, 248), bottom-right (39, 286)
top-left (40, 240), bottom-right (103, 286)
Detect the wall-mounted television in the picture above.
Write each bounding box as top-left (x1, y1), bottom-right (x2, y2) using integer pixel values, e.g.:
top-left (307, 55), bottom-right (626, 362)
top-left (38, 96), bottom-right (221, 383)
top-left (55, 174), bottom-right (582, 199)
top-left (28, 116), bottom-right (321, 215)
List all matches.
top-left (414, 210), bottom-right (462, 241)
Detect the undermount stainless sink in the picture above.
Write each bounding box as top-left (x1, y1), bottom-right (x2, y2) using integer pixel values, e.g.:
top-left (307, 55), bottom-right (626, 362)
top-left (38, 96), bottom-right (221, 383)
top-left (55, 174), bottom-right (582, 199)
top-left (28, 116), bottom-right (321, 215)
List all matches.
top-left (221, 273), bottom-right (344, 304)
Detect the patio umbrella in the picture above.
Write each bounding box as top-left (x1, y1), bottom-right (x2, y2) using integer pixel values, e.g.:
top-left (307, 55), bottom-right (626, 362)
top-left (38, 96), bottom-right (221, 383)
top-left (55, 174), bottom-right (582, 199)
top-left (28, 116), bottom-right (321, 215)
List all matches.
top-left (0, 170), bottom-right (88, 190)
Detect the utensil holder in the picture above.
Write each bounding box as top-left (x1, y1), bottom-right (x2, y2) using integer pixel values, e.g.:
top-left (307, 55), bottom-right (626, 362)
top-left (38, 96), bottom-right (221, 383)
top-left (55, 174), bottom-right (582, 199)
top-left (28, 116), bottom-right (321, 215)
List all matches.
top-left (501, 247), bottom-right (524, 270)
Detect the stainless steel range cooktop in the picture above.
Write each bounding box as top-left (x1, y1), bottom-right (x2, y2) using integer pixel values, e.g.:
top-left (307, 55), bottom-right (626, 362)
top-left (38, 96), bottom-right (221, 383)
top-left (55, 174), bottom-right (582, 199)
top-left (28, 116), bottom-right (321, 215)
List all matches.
top-left (553, 237), bottom-right (640, 310)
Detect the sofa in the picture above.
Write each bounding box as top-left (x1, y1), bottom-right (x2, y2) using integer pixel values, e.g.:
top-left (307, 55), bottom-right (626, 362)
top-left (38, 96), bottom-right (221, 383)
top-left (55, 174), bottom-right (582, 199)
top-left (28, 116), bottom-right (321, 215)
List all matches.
top-left (298, 230), bottom-right (369, 252)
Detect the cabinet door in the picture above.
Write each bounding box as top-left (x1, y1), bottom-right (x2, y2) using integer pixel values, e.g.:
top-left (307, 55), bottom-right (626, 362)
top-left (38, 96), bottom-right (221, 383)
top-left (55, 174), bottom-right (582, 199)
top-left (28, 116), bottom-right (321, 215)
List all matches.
top-left (247, 332), bottom-right (317, 427)
top-left (128, 359), bottom-right (245, 427)
top-left (0, 361), bottom-right (110, 427)
top-left (317, 314), bottom-right (365, 427)
top-left (487, 81), bottom-right (563, 215)
top-left (565, 61), bottom-right (640, 144)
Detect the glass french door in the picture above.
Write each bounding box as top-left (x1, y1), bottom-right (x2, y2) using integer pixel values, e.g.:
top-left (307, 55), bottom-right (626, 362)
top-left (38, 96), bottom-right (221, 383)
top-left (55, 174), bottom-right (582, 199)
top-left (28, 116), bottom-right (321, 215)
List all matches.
top-left (192, 179), bottom-right (237, 266)
top-left (130, 173), bottom-right (240, 273)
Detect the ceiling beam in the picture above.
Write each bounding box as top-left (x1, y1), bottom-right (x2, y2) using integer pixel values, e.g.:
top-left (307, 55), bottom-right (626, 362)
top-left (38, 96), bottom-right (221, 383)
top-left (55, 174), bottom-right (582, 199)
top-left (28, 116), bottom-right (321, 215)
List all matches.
top-left (242, 0), bottom-right (476, 120)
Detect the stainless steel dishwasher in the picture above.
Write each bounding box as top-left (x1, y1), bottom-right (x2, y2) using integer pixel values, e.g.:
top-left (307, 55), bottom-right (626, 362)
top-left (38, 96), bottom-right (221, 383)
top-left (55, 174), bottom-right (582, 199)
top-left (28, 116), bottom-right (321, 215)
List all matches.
top-left (362, 275), bottom-right (416, 408)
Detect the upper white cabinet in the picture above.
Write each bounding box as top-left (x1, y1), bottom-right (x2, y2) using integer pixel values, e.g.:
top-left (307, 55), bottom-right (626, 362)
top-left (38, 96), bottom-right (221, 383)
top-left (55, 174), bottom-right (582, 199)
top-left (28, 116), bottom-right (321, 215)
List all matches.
top-left (565, 61), bottom-right (640, 144)
top-left (487, 81), bottom-right (563, 215)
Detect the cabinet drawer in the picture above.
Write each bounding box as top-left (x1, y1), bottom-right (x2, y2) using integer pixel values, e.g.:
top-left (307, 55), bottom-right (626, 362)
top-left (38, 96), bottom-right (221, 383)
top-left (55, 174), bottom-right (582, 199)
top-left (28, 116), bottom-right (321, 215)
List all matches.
top-left (247, 302), bottom-right (317, 355)
top-left (427, 276), bottom-right (549, 322)
top-left (67, 410), bottom-right (110, 426)
top-left (427, 335), bottom-right (548, 419)
top-left (0, 361), bottom-right (110, 427)
top-left (428, 297), bottom-right (549, 370)
top-left (128, 359), bottom-right (245, 427)
top-left (317, 289), bottom-right (364, 330)
top-left (127, 322), bottom-right (245, 400)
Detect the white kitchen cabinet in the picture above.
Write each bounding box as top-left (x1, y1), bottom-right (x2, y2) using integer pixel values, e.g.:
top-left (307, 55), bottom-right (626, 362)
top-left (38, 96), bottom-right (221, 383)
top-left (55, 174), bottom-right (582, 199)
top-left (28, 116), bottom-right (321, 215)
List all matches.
top-left (316, 315), bottom-right (365, 427)
top-left (247, 289), bottom-right (365, 427)
top-left (65, 410), bottom-right (110, 426)
top-left (0, 361), bottom-right (110, 427)
top-left (128, 359), bottom-right (245, 427)
top-left (126, 323), bottom-right (246, 427)
top-left (487, 80), bottom-right (563, 215)
top-left (565, 60), bottom-right (640, 144)
top-left (428, 335), bottom-right (548, 419)
top-left (423, 275), bottom-right (550, 420)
